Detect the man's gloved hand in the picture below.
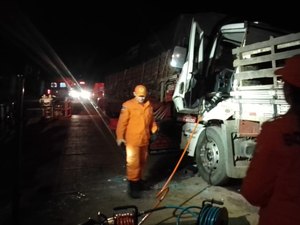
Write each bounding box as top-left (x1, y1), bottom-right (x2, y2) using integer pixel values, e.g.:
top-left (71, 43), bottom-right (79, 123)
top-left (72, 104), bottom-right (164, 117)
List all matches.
top-left (116, 139), bottom-right (126, 146)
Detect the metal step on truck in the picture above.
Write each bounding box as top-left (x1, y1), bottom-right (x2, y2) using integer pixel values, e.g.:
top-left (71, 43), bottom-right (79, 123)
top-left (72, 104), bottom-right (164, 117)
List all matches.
top-left (172, 20), bottom-right (300, 185)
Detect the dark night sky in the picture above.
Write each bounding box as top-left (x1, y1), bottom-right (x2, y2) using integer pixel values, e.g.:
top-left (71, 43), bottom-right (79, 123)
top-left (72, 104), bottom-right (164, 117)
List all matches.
top-left (19, 3), bottom-right (181, 62)
top-left (1, 1), bottom-right (299, 83)
top-left (1, 1), bottom-right (186, 82)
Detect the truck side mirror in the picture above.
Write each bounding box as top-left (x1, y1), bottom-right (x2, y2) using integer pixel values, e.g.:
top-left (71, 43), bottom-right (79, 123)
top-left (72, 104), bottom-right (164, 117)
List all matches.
top-left (170, 46), bottom-right (187, 69)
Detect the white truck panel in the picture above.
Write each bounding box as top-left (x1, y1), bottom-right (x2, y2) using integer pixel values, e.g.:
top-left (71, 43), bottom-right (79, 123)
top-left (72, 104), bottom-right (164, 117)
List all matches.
top-left (181, 122), bottom-right (205, 156)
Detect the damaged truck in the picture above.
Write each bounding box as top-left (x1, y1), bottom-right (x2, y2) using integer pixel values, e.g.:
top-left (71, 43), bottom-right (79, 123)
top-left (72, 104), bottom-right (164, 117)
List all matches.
top-left (104, 13), bottom-right (300, 185)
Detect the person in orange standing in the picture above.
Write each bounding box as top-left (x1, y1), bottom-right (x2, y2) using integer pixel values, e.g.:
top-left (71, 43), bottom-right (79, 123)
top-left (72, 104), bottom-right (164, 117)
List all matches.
top-left (241, 54), bottom-right (300, 225)
top-left (116, 84), bottom-right (158, 198)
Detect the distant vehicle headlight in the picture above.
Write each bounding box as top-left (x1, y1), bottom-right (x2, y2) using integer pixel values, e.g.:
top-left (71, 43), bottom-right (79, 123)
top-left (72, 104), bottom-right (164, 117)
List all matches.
top-left (69, 89), bottom-right (91, 100)
top-left (81, 90), bottom-right (91, 99)
top-left (69, 89), bottom-right (80, 98)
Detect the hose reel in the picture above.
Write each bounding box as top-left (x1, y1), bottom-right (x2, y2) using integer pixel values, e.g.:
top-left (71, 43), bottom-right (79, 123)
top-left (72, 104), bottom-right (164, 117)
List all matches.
top-left (197, 199), bottom-right (228, 225)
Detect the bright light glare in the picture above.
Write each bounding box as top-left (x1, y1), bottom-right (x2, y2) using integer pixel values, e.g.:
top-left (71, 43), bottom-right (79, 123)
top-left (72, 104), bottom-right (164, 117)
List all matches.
top-left (81, 90), bottom-right (91, 99)
top-left (69, 89), bottom-right (80, 98)
top-left (69, 89), bottom-right (91, 99)
top-left (170, 59), bottom-right (177, 67)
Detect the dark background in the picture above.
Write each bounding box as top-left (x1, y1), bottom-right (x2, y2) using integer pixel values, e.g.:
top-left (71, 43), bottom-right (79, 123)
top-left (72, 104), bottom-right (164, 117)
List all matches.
top-left (1, 1), bottom-right (299, 96)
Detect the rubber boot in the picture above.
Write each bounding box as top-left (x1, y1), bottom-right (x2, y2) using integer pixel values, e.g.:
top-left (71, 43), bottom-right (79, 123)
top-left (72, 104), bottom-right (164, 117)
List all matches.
top-left (128, 181), bottom-right (141, 199)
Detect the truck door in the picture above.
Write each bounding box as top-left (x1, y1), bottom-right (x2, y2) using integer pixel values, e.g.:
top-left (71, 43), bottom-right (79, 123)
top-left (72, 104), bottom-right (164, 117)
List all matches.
top-left (202, 23), bottom-right (246, 114)
top-left (172, 19), bottom-right (204, 115)
top-left (173, 21), bottom-right (247, 115)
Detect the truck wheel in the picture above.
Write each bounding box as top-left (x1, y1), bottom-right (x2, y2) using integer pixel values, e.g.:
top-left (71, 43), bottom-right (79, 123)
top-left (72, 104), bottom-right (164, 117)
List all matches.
top-left (195, 127), bottom-right (228, 185)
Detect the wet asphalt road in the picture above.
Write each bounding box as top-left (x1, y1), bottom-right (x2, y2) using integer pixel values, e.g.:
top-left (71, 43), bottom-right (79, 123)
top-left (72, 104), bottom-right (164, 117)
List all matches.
top-left (0, 102), bottom-right (258, 225)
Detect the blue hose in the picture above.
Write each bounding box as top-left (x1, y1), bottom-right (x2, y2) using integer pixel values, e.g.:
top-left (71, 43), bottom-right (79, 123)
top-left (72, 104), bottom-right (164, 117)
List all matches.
top-left (197, 204), bottom-right (228, 225)
top-left (162, 204), bottom-right (227, 225)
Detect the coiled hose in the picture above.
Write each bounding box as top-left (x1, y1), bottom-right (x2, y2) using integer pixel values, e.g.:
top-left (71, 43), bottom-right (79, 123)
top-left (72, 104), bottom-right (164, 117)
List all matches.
top-left (197, 202), bottom-right (228, 225)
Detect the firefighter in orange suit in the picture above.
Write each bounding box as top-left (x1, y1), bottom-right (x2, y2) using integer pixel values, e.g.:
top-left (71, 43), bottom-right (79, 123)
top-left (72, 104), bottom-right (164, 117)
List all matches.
top-left (116, 84), bottom-right (158, 198)
top-left (241, 55), bottom-right (300, 225)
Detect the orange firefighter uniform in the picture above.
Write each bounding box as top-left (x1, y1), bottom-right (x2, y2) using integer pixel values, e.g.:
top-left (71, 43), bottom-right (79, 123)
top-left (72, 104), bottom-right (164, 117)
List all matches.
top-left (241, 55), bottom-right (300, 225)
top-left (116, 97), bottom-right (158, 182)
top-left (241, 113), bottom-right (300, 225)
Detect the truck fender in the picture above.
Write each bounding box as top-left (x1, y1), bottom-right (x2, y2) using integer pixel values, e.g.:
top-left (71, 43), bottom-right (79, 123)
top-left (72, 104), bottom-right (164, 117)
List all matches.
top-left (182, 123), bottom-right (206, 157)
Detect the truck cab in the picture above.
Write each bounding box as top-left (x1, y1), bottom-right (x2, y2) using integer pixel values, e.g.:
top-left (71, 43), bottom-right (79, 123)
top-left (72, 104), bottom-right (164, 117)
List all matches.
top-left (171, 19), bottom-right (300, 185)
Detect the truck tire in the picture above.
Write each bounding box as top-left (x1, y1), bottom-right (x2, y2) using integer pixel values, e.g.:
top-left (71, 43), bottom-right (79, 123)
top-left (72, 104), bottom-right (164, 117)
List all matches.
top-left (195, 127), bottom-right (229, 185)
